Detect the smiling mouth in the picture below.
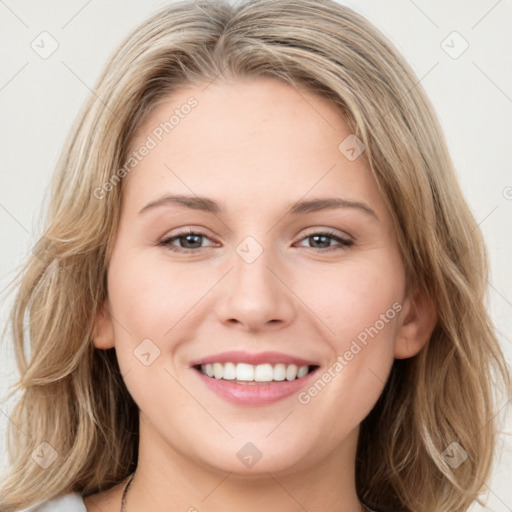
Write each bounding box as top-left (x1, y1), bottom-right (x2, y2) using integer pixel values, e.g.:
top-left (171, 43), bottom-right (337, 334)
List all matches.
top-left (194, 362), bottom-right (319, 384)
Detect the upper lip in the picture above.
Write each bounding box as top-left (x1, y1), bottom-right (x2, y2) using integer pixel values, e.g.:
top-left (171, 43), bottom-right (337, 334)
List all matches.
top-left (190, 350), bottom-right (319, 367)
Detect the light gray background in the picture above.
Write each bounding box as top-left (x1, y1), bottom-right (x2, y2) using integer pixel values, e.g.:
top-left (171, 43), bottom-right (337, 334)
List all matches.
top-left (0, 1), bottom-right (511, 510)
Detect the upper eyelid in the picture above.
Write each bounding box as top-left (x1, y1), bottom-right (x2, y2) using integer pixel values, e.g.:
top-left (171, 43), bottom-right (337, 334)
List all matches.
top-left (161, 229), bottom-right (217, 243)
top-left (161, 228), bottom-right (353, 247)
top-left (162, 227), bottom-right (351, 239)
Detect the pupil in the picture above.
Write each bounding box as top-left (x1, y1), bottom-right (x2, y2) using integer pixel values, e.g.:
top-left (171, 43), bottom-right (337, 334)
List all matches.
top-left (183, 234), bottom-right (201, 248)
top-left (311, 235), bottom-right (329, 248)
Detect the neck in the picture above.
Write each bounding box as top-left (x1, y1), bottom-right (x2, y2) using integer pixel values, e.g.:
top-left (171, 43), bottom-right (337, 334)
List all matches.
top-left (125, 416), bottom-right (364, 512)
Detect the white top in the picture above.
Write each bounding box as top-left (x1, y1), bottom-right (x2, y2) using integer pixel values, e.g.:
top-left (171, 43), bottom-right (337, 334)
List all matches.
top-left (19, 493), bottom-right (86, 511)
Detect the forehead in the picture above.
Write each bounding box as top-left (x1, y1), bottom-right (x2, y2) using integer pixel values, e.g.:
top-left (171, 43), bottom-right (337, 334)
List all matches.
top-left (122, 77), bottom-right (386, 222)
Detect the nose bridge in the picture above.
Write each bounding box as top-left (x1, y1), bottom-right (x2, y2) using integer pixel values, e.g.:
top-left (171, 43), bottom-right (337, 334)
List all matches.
top-left (234, 235), bottom-right (276, 292)
top-left (214, 233), bottom-right (296, 330)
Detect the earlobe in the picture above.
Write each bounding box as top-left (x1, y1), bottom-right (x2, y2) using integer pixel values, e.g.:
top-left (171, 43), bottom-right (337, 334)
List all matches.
top-left (394, 288), bottom-right (437, 359)
top-left (93, 299), bottom-right (115, 349)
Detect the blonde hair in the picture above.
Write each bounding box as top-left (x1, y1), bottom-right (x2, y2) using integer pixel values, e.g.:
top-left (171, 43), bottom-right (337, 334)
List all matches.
top-left (1, 1), bottom-right (510, 510)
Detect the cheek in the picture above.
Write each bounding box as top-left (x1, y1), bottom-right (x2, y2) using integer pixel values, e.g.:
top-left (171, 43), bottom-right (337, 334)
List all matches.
top-left (106, 252), bottom-right (198, 413)
top-left (292, 258), bottom-right (402, 429)
top-left (107, 249), bottom-right (204, 340)
top-left (296, 257), bottom-right (402, 404)
top-left (297, 257), bottom-right (403, 351)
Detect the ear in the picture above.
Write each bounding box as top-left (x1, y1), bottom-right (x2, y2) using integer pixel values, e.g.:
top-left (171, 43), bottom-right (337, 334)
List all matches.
top-left (93, 299), bottom-right (115, 349)
top-left (394, 287), bottom-right (437, 359)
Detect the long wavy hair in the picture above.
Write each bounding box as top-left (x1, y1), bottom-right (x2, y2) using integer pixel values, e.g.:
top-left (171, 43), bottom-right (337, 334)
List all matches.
top-left (1, 1), bottom-right (510, 511)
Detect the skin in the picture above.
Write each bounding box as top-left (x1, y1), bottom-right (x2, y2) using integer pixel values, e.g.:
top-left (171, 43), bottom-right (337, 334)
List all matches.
top-left (84, 76), bottom-right (436, 512)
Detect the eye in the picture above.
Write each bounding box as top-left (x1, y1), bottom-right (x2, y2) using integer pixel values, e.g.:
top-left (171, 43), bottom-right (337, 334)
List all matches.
top-left (295, 230), bottom-right (353, 252)
top-left (159, 228), bottom-right (353, 254)
top-left (159, 230), bottom-right (217, 253)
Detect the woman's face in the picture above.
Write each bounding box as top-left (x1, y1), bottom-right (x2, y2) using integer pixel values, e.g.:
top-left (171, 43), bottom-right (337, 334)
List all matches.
top-left (95, 77), bottom-right (432, 476)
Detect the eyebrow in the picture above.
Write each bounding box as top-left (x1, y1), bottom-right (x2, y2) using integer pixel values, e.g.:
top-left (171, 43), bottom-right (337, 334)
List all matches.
top-left (138, 194), bottom-right (378, 220)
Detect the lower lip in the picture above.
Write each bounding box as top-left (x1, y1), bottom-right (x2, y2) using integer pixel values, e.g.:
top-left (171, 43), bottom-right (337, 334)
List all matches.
top-left (193, 368), bottom-right (319, 406)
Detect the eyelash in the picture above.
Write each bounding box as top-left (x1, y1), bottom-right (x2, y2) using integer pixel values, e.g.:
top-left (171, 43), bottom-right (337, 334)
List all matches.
top-left (159, 229), bottom-right (354, 253)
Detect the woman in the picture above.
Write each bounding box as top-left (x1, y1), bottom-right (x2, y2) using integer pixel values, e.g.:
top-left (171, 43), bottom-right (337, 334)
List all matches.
top-left (1, 1), bottom-right (509, 511)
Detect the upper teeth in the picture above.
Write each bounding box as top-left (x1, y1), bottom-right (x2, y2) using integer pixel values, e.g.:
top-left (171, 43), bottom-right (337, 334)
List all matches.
top-left (200, 362), bottom-right (310, 382)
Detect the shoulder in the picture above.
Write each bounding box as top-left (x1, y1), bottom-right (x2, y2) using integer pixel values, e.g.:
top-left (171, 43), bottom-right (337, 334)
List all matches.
top-left (18, 493), bottom-right (86, 512)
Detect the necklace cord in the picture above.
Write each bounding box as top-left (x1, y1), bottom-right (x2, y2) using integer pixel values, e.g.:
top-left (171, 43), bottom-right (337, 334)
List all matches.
top-left (120, 473), bottom-right (134, 512)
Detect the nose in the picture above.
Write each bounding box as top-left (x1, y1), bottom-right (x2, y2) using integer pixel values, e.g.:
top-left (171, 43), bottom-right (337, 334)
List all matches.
top-left (214, 241), bottom-right (297, 332)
